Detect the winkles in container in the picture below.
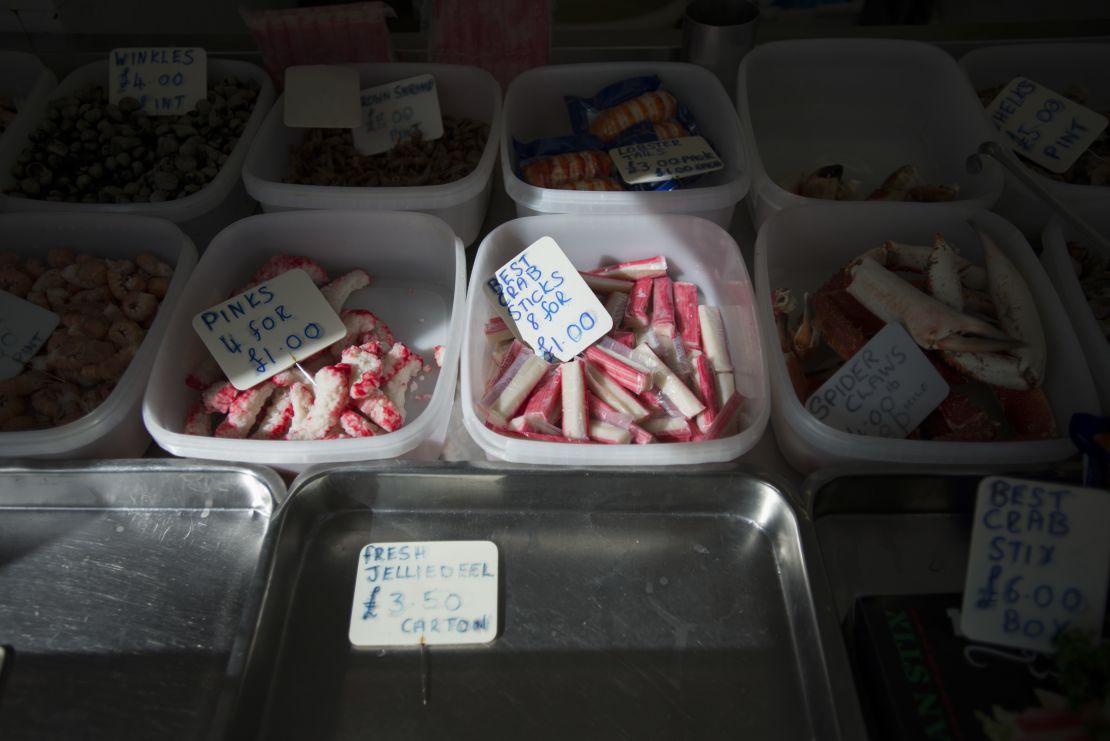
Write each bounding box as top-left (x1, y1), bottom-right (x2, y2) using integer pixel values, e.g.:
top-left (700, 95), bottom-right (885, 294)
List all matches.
top-left (502, 63), bottom-right (749, 227)
top-left (242, 63), bottom-right (502, 246)
top-left (143, 210), bottom-right (464, 473)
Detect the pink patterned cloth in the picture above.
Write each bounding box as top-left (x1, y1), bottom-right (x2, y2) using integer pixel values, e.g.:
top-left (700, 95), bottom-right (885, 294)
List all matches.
top-left (429, 0), bottom-right (550, 90)
top-left (242, 2), bottom-right (393, 90)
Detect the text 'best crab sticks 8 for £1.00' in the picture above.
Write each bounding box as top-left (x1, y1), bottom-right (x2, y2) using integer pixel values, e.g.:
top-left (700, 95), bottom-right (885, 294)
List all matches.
top-left (481, 242), bottom-right (744, 445)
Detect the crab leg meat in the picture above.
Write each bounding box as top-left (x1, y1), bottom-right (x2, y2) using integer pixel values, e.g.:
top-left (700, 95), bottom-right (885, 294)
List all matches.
top-left (586, 256), bottom-right (668, 281)
top-left (863, 240), bottom-right (987, 290)
top-left (978, 226), bottom-right (1046, 388)
top-left (561, 358), bottom-right (589, 440)
top-left (673, 282), bottom-right (701, 350)
top-left (925, 234), bottom-right (964, 311)
top-left (847, 256), bottom-right (1019, 352)
top-left (580, 272), bottom-right (634, 294)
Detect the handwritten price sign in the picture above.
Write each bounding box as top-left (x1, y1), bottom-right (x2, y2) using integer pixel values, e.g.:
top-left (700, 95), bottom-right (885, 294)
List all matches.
top-left (109, 47), bottom-right (207, 115)
top-left (961, 476), bottom-right (1110, 653)
top-left (349, 541), bottom-right (500, 647)
top-left (485, 237), bottom-right (611, 362)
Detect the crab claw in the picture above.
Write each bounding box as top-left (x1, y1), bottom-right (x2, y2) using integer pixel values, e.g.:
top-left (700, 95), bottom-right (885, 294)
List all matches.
top-left (792, 292), bottom-right (821, 359)
top-left (846, 256), bottom-right (1021, 352)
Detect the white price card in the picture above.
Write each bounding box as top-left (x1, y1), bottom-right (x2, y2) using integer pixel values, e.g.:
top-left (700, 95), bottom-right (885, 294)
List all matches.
top-left (109, 47), bottom-right (207, 116)
top-left (610, 136), bottom-right (724, 185)
top-left (192, 269), bottom-right (345, 390)
top-left (283, 65), bottom-right (362, 129)
top-left (806, 323), bottom-right (949, 438)
top-left (352, 73), bottom-right (444, 156)
top-left (349, 540), bottom-right (500, 647)
top-left (487, 237), bottom-right (612, 362)
top-left (961, 476), bottom-right (1110, 653)
top-left (0, 290), bottom-right (59, 381)
top-left (986, 77), bottom-right (1109, 174)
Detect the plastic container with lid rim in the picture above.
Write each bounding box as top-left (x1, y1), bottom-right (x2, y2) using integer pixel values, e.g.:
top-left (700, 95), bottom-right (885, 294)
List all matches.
top-left (959, 43), bottom-right (1110, 236)
top-left (142, 209), bottom-right (465, 473)
top-left (0, 213), bottom-right (198, 459)
top-left (737, 38), bottom-right (1004, 230)
top-left (1040, 201), bottom-right (1110, 414)
top-left (0, 51), bottom-right (56, 157)
top-left (753, 202), bottom-right (1098, 474)
top-left (501, 62), bottom-right (750, 228)
top-left (461, 213), bottom-right (769, 465)
top-left (242, 63), bottom-right (502, 247)
top-left (0, 58), bottom-right (275, 249)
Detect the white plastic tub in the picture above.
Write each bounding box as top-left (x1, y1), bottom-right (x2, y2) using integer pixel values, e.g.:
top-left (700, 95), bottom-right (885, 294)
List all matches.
top-left (0, 51), bottom-right (56, 157)
top-left (0, 213), bottom-right (197, 459)
top-left (501, 63), bottom-right (750, 228)
top-left (959, 43), bottom-right (1110, 235)
top-left (242, 63), bottom-right (501, 247)
top-left (143, 210), bottom-right (465, 472)
top-left (1040, 203), bottom-right (1110, 414)
top-left (737, 39), bottom-right (1004, 229)
top-left (462, 213), bottom-right (769, 465)
top-left (753, 202), bottom-right (1098, 474)
top-left (0, 58), bottom-right (275, 249)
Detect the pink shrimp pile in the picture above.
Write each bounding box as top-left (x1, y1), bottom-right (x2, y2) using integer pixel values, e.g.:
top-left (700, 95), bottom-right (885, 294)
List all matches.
top-left (182, 255), bottom-right (431, 441)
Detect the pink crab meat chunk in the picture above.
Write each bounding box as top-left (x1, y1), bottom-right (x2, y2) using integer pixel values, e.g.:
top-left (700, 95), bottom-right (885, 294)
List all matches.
top-left (341, 344), bottom-right (384, 399)
top-left (356, 390), bottom-right (405, 432)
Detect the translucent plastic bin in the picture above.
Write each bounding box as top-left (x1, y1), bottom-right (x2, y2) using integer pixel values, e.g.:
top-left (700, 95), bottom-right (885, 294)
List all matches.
top-left (959, 43), bottom-right (1110, 235)
top-left (0, 58), bottom-right (275, 249)
top-left (462, 213), bottom-right (769, 465)
top-left (143, 210), bottom-right (465, 472)
top-left (0, 213), bottom-right (197, 459)
top-left (753, 202), bottom-right (1098, 474)
top-left (501, 63), bottom-right (750, 228)
top-left (1040, 202), bottom-right (1110, 413)
top-left (737, 39), bottom-right (1004, 229)
top-left (242, 63), bottom-right (502, 247)
top-left (0, 51), bottom-right (56, 157)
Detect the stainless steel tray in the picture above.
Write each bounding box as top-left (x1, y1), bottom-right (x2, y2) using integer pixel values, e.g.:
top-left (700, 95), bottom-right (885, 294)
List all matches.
top-left (0, 459), bottom-right (283, 741)
top-left (229, 462), bottom-right (857, 740)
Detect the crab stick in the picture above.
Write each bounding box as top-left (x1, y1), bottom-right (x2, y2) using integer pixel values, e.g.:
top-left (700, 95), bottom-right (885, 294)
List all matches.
top-left (605, 292), bottom-right (630, 328)
top-left (673, 282), bottom-right (700, 350)
top-left (608, 330), bottom-right (635, 349)
top-left (485, 353), bottom-right (549, 428)
top-left (561, 358), bottom-right (589, 440)
top-left (583, 345), bottom-right (651, 394)
top-left (698, 305), bottom-right (733, 373)
top-left (589, 421), bottom-right (631, 444)
top-left (693, 354), bottom-right (719, 423)
top-left (584, 362), bottom-right (651, 421)
top-left (651, 277), bottom-right (675, 337)
top-left (641, 416), bottom-right (694, 442)
top-left (522, 366), bottom-right (562, 430)
top-left (624, 277), bottom-right (653, 329)
top-left (581, 272), bottom-right (634, 294)
top-left (483, 339), bottom-right (526, 396)
top-left (699, 392), bottom-right (744, 441)
top-left (587, 255), bottom-right (668, 282)
top-left (485, 316), bottom-right (515, 344)
top-left (631, 344), bottom-right (705, 420)
top-left (587, 392), bottom-right (655, 444)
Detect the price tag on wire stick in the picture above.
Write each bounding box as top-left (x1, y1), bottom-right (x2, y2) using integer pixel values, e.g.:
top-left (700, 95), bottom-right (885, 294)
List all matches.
top-left (0, 291), bottom-right (59, 381)
top-left (192, 269), bottom-right (345, 390)
top-left (352, 73), bottom-right (444, 156)
top-left (961, 476), bottom-right (1110, 653)
top-left (610, 136), bottom-right (723, 185)
top-left (283, 65), bottom-right (362, 129)
top-left (489, 237), bottom-right (612, 362)
top-left (109, 47), bottom-right (207, 115)
top-left (805, 323), bottom-right (949, 438)
top-left (986, 77), bottom-right (1109, 174)
top-left (350, 541), bottom-right (499, 647)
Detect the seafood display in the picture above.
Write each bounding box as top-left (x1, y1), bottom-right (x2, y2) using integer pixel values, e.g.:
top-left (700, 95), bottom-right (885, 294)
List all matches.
top-left (181, 255), bottom-right (432, 440)
top-left (1068, 242), bottom-right (1110, 342)
top-left (286, 115), bottom-right (489, 187)
top-left (783, 164), bottom-right (960, 202)
top-left (0, 248), bottom-right (173, 430)
top-left (515, 75), bottom-right (705, 192)
top-left (978, 84), bottom-right (1110, 186)
top-left (7, 78), bottom-right (261, 204)
top-left (479, 256), bottom-right (745, 444)
top-left (773, 229), bottom-right (1058, 441)
top-left (0, 96), bottom-right (17, 134)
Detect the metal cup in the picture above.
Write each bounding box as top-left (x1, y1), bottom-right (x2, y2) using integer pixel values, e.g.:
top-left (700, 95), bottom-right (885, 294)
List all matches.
top-left (682, 0), bottom-right (759, 100)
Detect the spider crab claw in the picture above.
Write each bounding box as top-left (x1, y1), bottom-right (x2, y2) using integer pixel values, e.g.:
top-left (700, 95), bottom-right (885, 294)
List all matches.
top-left (846, 255), bottom-right (1022, 353)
